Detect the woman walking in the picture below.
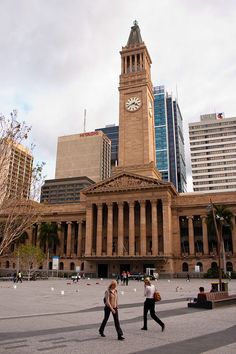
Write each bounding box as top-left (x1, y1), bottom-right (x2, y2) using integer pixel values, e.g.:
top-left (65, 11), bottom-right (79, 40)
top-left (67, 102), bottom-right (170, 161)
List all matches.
top-left (99, 280), bottom-right (125, 340)
top-left (141, 277), bottom-right (165, 332)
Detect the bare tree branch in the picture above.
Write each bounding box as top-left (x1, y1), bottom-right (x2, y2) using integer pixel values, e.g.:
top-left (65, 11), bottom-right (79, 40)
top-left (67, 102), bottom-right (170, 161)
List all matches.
top-left (0, 111), bottom-right (44, 256)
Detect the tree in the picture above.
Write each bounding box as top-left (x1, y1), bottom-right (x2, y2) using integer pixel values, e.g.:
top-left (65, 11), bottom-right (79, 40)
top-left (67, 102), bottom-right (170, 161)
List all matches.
top-left (206, 203), bottom-right (233, 289)
top-left (0, 111), bottom-right (44, 256)
top-left (39, 223), bottom-right (60, 272)
top-left (13, 244), bottom-right (45, 281)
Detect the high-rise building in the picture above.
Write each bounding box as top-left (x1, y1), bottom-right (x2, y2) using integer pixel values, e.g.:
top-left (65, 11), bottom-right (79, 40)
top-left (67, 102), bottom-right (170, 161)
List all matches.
top-left (95, 124), bottom-right (119, 167)
top-left (1, 142), bottom-right (33, 201)
top-left (154, 85), bottom-right (187, 192)
top-left (55, 131), bottom-right (111, 183)
top-left (189, 113), bottom-right (236, 192)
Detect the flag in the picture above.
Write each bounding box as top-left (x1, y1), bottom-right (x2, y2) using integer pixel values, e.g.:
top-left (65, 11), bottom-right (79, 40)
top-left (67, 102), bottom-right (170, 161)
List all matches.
top-left (217, 113), bottom-right (224, 119)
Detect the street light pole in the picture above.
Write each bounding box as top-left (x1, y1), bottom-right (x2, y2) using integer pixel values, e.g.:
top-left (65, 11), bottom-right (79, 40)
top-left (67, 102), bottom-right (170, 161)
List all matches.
top-left (210, 200), bottom-right (222, 291)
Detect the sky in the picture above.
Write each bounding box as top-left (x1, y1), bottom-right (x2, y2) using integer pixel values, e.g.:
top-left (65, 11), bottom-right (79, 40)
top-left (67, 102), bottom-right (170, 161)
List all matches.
top-left (1, 0), bottom-right (236, 192)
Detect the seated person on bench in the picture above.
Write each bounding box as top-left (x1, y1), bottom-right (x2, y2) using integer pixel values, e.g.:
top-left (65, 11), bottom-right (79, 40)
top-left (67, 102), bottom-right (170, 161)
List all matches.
top-left (194, 287), bottom-right (207, 303)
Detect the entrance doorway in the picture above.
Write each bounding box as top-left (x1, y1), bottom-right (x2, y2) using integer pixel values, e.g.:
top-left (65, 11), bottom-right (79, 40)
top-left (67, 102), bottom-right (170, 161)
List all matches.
top-left (120, 264), bottom-right (130, 274)
top-left (98, 264), bottom-right (108, 278)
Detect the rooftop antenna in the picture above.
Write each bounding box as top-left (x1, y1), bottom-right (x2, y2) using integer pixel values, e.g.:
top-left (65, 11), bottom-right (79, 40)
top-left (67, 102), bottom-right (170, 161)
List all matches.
top-left (83, 109), bottom-right (87, 132)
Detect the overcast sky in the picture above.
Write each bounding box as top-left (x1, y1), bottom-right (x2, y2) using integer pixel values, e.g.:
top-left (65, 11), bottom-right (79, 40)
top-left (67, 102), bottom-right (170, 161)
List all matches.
top-left (1, 0), bottom-right (236, 191)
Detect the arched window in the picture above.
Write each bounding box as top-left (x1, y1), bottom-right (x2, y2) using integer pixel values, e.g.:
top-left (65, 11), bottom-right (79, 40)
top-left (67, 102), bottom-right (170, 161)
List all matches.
top-left (182, 262), bottom-right (188, 272)
top-left (6, 260), bottom-right (10, 268)
top-left (59, 262), bottom-right (64, 270)
top-left (226, 262), bottom-right (233, 272)
top-left (196, 262), bottom-right (203, 272)
top-left (49, 262), bottom-right (52, 270)
top-left (211, 262), bottom-right (218, 269)
top-left (70, 262), bottom-right (75, 271)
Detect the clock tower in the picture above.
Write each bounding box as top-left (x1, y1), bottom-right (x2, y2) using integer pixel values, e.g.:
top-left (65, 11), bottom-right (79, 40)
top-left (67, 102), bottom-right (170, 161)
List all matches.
top-left (117, 21), bottom-right (161, 179)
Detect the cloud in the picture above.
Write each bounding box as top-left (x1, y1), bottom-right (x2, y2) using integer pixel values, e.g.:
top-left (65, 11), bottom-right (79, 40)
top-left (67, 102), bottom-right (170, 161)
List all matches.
top-left (0, 0), bottom-right (236, 191)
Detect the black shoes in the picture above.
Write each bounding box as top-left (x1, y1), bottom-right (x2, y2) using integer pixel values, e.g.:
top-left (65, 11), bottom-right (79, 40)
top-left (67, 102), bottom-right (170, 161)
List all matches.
top-left (118, 336), bottom-right (125, 340)
top-left (99, 331), bottom-right (105, 337)
top-left (141, 327), bottom-right (147, 330)
top-left (161, 324), bottom-right (165, 332)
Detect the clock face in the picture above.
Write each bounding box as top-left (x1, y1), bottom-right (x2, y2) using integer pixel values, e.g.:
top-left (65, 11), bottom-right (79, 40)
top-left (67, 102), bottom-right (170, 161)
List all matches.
top-left (125, 97), bottom-right (141, 111)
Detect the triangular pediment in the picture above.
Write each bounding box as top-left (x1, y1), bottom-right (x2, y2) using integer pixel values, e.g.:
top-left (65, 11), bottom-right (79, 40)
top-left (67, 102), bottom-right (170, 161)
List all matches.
top-left (82, 172), bottom-right (175, 195)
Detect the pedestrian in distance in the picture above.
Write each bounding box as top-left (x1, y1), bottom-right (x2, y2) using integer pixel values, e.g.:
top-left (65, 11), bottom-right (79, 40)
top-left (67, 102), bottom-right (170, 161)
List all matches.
top-left (17, 271), bottom-right (22, 283)
top-left (186, 273), bottom-right (190, 282)
top-left (141, 277), bottom-right (165, 332)
top-left (99, 280), bottom-right (125, 340)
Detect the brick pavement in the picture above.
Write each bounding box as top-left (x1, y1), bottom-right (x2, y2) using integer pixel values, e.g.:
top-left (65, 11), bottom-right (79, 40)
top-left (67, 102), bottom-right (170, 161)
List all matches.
top-left (0, 278), bottom-right (235, 353)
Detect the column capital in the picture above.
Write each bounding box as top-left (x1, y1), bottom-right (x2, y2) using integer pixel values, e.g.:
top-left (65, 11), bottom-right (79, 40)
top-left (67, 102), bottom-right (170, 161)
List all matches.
top-left (150, 199), bottom-right (157, 205)
top-left (117, 201), bottom-right (124, 207)
top-left (128, 201), bottom-right (135, 208)
top-left (66, 221), bottom-right (72, 225)
top-left (97, 203), bottom-right (103, 209)
top-left (187, 216), bottom-right (193, 220)
top-left (139, 200), bottom-right (146, 206)
top-left (107, 202), bottom-right (113, 208)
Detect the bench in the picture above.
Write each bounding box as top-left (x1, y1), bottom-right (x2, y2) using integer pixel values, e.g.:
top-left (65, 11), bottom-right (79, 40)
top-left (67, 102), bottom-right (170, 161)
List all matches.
top-left (188, 291), bottom-right (236, 309)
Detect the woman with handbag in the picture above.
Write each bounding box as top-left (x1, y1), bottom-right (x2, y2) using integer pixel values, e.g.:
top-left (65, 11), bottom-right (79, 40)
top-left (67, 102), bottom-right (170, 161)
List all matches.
top-left (99, 280), bottom-right (125, 340)
top-left (141, 277), bottom-right (165, 332)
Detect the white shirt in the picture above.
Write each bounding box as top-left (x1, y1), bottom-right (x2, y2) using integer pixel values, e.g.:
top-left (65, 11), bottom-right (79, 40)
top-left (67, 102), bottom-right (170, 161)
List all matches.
top-left (144, 284), bottom-right (155, 298)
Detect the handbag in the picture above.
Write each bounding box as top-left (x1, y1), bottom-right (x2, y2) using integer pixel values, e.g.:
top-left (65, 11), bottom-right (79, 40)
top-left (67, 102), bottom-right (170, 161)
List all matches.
top-left (153, 290), bottom-right (161, 302)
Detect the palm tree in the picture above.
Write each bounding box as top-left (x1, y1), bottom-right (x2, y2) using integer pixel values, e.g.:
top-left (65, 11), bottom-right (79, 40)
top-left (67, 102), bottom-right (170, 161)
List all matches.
top-left (39, 223), bottom-right (60, 274)
top-left (206, 203), bottom-right (233, 289)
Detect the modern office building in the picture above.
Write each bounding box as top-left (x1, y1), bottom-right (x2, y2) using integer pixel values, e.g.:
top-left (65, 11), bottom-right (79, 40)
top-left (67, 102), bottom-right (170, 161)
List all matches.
top-left (189, 113), bottom-right (236, 193)
top-left (95, 124), bottom-right (119, 167)
top-left (153, 86), bottom-right (187, 192)
top-left (55, 131), bottom-right (111, 183)
top-left (40, 176), bottom-right (95, 204)
top-left (1, 142), bottom-right (33, 201)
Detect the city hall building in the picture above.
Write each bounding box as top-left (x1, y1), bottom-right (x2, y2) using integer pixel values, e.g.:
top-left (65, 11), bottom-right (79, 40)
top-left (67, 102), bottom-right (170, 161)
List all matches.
top-left (2, 22), bottom-right (236, 277)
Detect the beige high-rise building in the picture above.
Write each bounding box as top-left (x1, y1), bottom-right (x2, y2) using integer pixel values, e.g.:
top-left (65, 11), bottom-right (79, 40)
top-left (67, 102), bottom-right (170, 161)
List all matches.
top-left (189, 113), bottom-right (236, 193)
top-left (55, 131), bottom-right (111, 183)
top-left (2, 142), bottom-right (33, 200)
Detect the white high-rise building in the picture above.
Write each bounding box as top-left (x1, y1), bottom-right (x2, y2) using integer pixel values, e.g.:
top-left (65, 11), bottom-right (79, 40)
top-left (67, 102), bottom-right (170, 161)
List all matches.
top-left (189, 113), bottom-right (236, 193)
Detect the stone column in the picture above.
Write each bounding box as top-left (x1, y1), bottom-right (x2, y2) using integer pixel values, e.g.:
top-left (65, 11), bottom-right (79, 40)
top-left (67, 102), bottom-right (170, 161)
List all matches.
top-left (27, 227), bottom-right (33, 245)
top-left (151, 200), bottom-right (158, 256)
top-left (85, 205), bottom-right (93, 256)
top-left (36, 223), bottom-right (41, 247)
top-left (232, 215), bottom-right (236, 255)
top-left (162, 197), bottom-right (172, 255)
top-left (96, 203), bottom-right (103, 256)
top-left (107, 203), bottom-right (113, 256)
top-left (57, 222), bottom-right (62, 256)
top-left (201, 216), bottom-right (209, 255)
top-left (118, 202), bottom-right (124, 256)
top-left (140, 200), bottom-right (147, 256)
top-left (77, 221), bottom-right (83, 257)
top-left (188, 217), bottom-right (195, 255)
top-left (66, 222), bottom-right (72, 257)
top-left (129, 201), bottom-right (135, 256)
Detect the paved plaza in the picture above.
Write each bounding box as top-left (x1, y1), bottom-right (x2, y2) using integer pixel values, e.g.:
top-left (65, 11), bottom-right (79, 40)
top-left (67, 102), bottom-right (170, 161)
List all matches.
top-left (0, 277), bottom-right (235, 354)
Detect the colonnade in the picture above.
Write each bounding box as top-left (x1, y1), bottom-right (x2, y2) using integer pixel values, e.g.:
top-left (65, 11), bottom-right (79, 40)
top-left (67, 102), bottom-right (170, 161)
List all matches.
top-left (85, 198), bottom-right (172, 257)
top-left (182, 215), bottom-right (236, 256)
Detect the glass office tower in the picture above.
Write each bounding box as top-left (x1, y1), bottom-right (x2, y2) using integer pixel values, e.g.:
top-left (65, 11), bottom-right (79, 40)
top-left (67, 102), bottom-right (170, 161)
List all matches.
top-left (154, 85), bottom-right (187, 192)
top-left (95, 124), bottom-right (119, 167)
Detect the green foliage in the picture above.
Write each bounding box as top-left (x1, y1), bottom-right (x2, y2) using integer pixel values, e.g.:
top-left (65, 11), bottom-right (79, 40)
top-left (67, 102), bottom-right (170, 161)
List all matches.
top-left (203, 268), bottom-right (219, 278)
top-left (14, 244), bottom-right (45, 280)
top-left (39, 223), bottom-right (60, 252)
